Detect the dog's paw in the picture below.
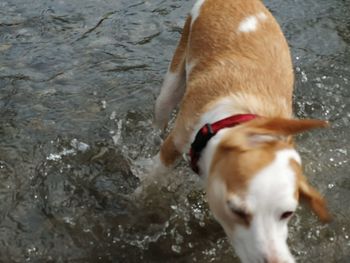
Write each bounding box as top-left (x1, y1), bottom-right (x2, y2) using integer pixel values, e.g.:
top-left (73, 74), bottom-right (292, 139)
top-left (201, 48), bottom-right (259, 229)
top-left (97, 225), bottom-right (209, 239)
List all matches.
top-left (131, 153), bottom-right (170, 197)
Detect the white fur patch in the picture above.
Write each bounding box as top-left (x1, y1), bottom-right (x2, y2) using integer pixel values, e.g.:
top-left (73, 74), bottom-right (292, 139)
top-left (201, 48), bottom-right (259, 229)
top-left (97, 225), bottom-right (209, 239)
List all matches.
top-left (238, 12), bottom-right (268, 33)
top-left (189, 97), bottom-right (244, 145)
top-left (191, 0), bottom-right (206, 26)
top-left (238, 16), bottom-right (258, 33)
top-left (155, 71), bottom-right (185, 129)
top-left (247, 149), bottom-right (300, 211)
top-left (199, 129), bottom-right (230, 177)
top-left (257, 12), bottom-right (268, 21)
top-left (210, 177), bottom-right (226, 202)
top-left (230, 149), bottom-right (300, 263)
top-left (185, 59), bottom-right (196, 79)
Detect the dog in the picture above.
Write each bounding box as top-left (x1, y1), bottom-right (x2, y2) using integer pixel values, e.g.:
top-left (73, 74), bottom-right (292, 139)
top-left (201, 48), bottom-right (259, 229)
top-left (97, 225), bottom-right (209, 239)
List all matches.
top-left (154, 0), bottom-right (331, 262)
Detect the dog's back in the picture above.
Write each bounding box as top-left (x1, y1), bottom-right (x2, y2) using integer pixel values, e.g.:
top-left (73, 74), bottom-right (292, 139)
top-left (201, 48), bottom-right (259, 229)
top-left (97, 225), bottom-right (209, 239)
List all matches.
top-left (155, 0), bottom-right (294, 136)
top-left (184, 0), bottom-right (294, 120)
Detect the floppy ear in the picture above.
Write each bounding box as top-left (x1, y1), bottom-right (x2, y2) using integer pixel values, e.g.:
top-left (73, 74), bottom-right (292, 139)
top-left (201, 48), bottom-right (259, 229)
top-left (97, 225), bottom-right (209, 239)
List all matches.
top-left (222, 118), bottom-right (329, 150)
top-left (298, 177), bottom-right (332, 223)
top-left (246, 117), bottom-right (329, 136)
top-left (219, 118), bottom-right (329, 152)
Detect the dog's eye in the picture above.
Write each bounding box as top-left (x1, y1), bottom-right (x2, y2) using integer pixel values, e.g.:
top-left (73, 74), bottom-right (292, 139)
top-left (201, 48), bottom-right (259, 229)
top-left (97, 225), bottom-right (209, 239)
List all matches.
top-left (226, 201), bottom-right (250, 224)
top-left (280, 211), bottom-right (294, 220)
top-left (232, 209), bottom-right (248, 220)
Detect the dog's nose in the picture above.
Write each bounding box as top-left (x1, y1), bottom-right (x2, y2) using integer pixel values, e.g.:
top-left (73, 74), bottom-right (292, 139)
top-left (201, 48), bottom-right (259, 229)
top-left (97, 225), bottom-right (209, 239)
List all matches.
top-left (262, 256), bottom-right (279, 263)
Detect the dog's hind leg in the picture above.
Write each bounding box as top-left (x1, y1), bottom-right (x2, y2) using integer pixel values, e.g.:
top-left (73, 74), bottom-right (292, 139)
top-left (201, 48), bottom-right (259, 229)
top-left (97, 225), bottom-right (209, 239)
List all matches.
top-left (154, 16), bottom-right (191, 130)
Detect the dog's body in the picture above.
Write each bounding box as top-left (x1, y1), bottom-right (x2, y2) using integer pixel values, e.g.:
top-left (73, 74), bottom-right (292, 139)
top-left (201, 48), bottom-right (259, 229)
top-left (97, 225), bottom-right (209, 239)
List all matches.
top-left (154, 0), bottom-right (330, 262)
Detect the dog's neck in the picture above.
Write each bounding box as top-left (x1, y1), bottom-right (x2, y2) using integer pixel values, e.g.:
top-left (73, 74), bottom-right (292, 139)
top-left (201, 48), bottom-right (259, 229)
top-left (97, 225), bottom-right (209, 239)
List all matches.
top-left (190, 93), bottom-right (291, 142)
top-left (189, 93), bottom-right (292, 178)
top-left (190, 114), bottom-right (257, 174)
top-left (189, 96), bottom-right (247, 178)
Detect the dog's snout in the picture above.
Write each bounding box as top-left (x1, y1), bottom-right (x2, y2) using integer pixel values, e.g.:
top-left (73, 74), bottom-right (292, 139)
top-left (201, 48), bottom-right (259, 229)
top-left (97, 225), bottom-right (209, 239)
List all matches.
top-left (262, 256), bottom-right (288, 263)
top-left (262, 255), bottom-right (278, 263)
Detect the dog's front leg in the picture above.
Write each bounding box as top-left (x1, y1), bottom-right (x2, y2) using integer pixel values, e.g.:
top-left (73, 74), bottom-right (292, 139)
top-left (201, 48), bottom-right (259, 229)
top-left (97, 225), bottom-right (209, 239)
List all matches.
top-left (159, 132), bottom-right (182, 169)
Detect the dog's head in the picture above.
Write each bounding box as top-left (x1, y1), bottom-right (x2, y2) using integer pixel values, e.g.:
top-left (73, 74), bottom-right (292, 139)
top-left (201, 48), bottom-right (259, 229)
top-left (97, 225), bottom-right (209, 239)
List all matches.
top-left (205, 118), bottom-right (331, 263)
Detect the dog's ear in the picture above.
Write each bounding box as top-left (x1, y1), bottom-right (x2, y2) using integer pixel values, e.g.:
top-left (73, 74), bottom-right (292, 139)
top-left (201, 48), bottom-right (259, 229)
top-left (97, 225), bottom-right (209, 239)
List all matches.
top-left (246, 117), bottom-right (329, 136)
top-left (298, 175), bottom-right (332, 223)
top-left (220, 118), bottom-right (328, 151)
top-left (241, 117), bottom-right (328, 149)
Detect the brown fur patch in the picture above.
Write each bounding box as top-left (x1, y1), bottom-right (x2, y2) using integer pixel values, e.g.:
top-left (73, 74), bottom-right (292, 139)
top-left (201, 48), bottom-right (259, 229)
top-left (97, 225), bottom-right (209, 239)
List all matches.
top-left (180, 0), bottom-right (294, 123)
top-left (160, 133), bottom-right (181, 167)
top-left (210, 127), bottom-right (294, 196)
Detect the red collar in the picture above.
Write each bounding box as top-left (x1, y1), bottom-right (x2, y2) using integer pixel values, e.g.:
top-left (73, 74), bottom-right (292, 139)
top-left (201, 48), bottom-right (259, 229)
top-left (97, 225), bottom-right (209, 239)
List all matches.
top-left (189, 114), bottom-right (258, 174)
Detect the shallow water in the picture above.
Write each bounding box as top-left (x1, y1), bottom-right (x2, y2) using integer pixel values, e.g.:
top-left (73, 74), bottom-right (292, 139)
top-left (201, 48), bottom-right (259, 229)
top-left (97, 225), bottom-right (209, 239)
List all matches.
top-left (0, 0), bottom-right (349, 262)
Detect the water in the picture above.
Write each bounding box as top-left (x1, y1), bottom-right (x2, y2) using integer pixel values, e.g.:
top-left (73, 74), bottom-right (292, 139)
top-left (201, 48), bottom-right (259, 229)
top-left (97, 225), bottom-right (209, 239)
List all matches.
top-left (0, 0), bottom-right (349, 262)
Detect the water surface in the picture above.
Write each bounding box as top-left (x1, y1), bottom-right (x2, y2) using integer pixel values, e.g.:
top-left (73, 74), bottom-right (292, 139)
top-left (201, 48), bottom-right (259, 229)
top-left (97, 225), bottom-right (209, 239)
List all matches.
top-left (0, 0), bottom-right (349, 262)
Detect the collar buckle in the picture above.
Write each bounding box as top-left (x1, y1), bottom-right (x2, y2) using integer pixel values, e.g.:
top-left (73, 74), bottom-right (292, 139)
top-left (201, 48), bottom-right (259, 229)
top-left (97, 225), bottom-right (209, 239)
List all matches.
top-left (191, 123), bottom-right (214, 152)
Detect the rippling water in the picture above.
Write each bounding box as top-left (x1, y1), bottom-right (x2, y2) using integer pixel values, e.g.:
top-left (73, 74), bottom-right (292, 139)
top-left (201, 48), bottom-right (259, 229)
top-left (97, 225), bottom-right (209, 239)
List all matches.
top-left (0, 0), bottom-right (349, 262)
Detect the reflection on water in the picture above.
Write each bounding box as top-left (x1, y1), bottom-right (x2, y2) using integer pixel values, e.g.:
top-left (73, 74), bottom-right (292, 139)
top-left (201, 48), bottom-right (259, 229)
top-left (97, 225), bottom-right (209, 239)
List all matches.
top-left (0, 0), bottom-right (349, 262)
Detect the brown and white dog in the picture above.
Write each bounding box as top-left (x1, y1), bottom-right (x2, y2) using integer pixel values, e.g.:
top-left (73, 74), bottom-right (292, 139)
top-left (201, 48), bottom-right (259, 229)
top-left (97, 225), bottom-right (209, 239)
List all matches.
top-left (154, 0), bottom-right (331, 262)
